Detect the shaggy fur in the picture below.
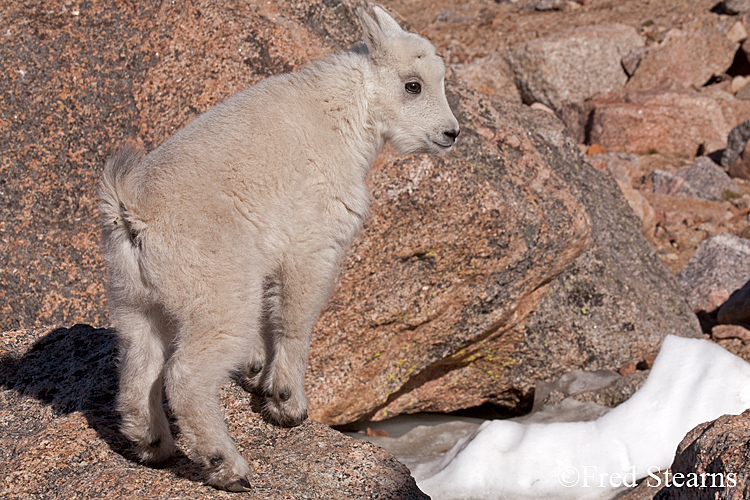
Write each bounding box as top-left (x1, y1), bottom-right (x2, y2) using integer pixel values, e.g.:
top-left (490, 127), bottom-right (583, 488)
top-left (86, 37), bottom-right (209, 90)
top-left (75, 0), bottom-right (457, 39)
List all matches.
top-left (100, 5), bottom-right (458, 491)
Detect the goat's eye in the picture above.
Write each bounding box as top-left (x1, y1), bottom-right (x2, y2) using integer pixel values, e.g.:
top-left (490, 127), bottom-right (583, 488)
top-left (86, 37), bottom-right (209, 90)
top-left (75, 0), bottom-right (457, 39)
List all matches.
top-left (405, 81), bottom-right (421, 94)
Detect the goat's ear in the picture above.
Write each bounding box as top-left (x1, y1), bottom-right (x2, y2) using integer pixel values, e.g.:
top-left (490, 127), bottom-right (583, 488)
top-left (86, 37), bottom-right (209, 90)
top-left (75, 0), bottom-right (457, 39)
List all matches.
top-left (371, 6), bottom-right (404, 36)
top-left (357, 5), bottom-right (403, 56)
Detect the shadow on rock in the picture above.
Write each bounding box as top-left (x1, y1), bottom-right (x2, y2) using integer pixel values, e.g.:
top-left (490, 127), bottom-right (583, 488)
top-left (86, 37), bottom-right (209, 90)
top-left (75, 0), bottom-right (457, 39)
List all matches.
top-left (0, 324), bottom-right (199, 481)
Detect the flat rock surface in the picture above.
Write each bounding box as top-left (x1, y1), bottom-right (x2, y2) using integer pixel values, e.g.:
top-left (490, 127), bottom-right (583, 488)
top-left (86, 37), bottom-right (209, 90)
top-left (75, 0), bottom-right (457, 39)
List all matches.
top-left (626, 17), bottom-right (738, 90)
top-left (0, 325), bottom-right (427, 499)
top-left (583, 90), bottom-right (750, 157)
top-left (379, 0), bottom-right (720, 65)
top-left (505, 23), bottom-right (643, 110)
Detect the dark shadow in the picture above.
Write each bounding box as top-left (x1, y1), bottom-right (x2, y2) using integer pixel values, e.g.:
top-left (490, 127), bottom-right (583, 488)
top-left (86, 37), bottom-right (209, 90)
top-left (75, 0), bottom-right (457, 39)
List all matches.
top-left (707, 149), bottom-right (725, 166)
top-left (0, 324), bottom-right (204, 484)
top-left (710, 2), bottom-right (731, 15)
top-left (727, 48), bottom-right (750, 78)
top-left (448, 399), bottom-right (531, 420)
top-left (697, 309), bottom-right (719, 334)
top-left (697, 279), bottom-right (750, 335)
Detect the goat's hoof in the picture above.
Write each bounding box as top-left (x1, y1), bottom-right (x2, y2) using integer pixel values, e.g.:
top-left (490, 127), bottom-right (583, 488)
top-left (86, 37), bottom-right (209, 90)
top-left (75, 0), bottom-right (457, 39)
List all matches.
top-left (136, 434), bottom-right (175, 465)
top-left (210, 475), bottom-right (251, 492)
top-left (225, 476), bottom-right (252, 492)
top-left (208, 463), bottom-right (252, 492)
top-left (262, 390), bottom-right (308, 427)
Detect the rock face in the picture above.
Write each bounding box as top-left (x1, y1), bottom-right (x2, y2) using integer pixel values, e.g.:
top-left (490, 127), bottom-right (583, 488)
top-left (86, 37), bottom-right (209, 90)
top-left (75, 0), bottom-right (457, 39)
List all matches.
top-left (453, 53), bottom-right (522, 103)
top-left (0, 325), bottom-right (427, 499)
top-left (652, 410), bottom-right (750, 500)
top-left (1, 0), bottom-right (702, 428)
top-left (0, 0), bottom-right (360, 331)
top-left (565, 90), bottom-right (750, 156)
top-left (308, 90), bottom-right (702, 424)
top-left (588, 153), bottom-right (657, 235)
top-left (626, 18), bottom-right (738, 91)
top-left (505, 24), bottom-right (643, 111)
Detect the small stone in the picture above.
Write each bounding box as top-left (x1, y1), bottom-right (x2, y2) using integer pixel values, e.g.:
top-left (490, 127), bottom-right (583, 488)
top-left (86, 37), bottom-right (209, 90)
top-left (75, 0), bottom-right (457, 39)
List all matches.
top-left (618, 362), bottom-right (637, 376)
top-left (533, 0), bottom-right (565, 11)
top-left (530, 102), bottom-right (555, 114)
top-left (650, 170), bottom-right (692, 197)
top-left (711, 324), bottom-right (750, 343)
top-left (731, 75), bottom-right (750, 94)
top-left (621, 47), bottom-right (647, 76)
top-left (721, 119), bottom-right (750, 168)
top-left (366, 427), bottom-right (390, 437)
top-left (727, 20), bottom-right (748, 43)
top-left (649, 157), bottom-right (739, 201)
top-left (672, 156), bottom-right (740, 202)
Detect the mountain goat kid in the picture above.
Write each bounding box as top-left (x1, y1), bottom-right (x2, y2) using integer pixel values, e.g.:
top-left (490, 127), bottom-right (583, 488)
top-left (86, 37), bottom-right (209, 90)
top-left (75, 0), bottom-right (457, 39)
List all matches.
top-left (100, 5), bottom-right (458, 491)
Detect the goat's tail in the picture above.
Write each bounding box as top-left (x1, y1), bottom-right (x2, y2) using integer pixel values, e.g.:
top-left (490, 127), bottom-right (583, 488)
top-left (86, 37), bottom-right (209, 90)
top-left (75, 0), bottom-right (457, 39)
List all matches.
top-left (100, 144), bottom-right (149, 293)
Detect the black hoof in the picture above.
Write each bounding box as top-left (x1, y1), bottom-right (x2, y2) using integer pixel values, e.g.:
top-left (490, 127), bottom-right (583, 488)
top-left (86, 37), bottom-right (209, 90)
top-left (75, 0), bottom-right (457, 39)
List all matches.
top-left (210, 455), bottom-right (224, 467)
top-left (226, 476), bottom-right (252, 492)
top-left (279, 389), bottom-right (291, 401)
top-left (249, 363), bottom-right (263, 375)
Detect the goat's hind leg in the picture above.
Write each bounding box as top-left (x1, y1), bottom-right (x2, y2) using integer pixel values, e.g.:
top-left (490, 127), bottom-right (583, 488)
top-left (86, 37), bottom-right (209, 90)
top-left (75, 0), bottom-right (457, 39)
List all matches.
top-left (165, 308), bottom-right (260, 492)
top-left (116, 306), bottom-right (176, 464)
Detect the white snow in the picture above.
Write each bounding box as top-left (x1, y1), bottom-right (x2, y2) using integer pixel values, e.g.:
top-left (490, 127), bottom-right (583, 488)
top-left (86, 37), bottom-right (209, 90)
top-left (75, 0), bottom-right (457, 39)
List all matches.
top-left (412, 335), bottom-right (750, 499)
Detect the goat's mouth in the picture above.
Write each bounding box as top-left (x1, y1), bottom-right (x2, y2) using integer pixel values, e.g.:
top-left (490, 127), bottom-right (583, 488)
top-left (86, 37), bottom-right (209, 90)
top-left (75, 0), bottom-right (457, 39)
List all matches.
top-left (432, 140), bottom-right (453, 149)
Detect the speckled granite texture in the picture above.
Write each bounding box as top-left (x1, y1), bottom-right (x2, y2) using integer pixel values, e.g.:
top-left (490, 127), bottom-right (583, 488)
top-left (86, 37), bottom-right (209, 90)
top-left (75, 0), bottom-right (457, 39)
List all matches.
top-left (2, 0), bottom-right (700, 426)
top-left (0, 0), bottom-right (361, 330)
top-left (0, 324), bottom-right (428, 499)
top-left (0, 3), bottom-right (429, 496)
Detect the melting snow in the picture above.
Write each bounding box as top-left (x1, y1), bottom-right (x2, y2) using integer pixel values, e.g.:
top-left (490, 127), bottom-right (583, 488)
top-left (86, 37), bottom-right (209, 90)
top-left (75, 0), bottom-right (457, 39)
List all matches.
top-left (379, 335), bottom-right (750, 499)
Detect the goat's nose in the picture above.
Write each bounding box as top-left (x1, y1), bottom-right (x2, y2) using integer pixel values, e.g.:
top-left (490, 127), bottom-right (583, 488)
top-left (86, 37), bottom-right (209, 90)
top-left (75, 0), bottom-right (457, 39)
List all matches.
top-left (444, 129), bottom-right (460, 142)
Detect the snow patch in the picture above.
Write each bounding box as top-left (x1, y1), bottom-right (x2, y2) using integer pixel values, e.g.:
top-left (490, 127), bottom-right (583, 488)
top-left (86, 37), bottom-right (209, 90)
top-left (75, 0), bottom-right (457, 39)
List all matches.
top-left (413, 335), bottom-right (750, 499)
